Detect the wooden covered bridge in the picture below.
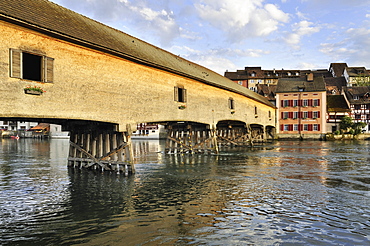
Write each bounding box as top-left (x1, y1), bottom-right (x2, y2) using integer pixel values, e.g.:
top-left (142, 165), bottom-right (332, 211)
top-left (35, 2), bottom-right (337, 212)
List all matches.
top-left (0, 0), bottom-right (276, 174)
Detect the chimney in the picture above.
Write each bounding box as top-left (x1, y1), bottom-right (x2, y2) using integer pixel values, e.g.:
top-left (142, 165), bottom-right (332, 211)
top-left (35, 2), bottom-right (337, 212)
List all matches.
top-left (307, 73), bottom-right (314, 81)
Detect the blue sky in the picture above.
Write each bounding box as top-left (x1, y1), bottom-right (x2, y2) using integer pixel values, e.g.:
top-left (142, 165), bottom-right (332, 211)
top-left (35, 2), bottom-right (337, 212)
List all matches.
top-left (50, 0), bottom-right (370, 75)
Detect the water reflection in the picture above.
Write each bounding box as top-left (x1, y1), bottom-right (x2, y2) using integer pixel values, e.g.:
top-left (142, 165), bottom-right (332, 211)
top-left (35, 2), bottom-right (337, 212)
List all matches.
top-left (1, 139), bottom-right (370, 245)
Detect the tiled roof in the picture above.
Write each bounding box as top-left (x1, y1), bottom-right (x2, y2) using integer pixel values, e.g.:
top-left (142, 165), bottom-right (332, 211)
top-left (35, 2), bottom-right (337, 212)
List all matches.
top-left (324, 77), bottom-right (346, 94)
top-left (329, 63), bottom-right (347, 77)
top-left (276, 77), bottom-right (326, 93)
top-left (327, 95), bottom-right (350, 112)
top-left (224, 67), bottom-right (302, 80)
top-left (345, 67), bottom-right (370, 77)
top-left (0, 0), bottom-right (273, 107)
top-left (256, 84), bottom-right (276, 101)
top-left (343, 86), bottom-right (370, 104)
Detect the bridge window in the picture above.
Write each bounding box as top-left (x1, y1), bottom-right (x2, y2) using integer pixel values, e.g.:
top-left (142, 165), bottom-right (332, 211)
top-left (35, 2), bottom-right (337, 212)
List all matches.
top-left (10, 49), bottom-right (54, 83)
top-left (174, 86), bottom-right (187, 103)
top-left (228, 98), bottom-right (235, 110)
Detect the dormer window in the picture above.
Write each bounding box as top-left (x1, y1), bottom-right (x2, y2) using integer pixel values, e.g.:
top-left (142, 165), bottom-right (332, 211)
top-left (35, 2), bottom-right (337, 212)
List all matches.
top-left (354, 95), bottom-right (359, 100)
top-left (251, 72), bottom-right (256, 77)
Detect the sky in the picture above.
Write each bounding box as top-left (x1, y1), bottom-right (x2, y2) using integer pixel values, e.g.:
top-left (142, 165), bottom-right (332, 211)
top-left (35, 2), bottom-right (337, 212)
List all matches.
top-left (49, 0), bottom-right (370, 75)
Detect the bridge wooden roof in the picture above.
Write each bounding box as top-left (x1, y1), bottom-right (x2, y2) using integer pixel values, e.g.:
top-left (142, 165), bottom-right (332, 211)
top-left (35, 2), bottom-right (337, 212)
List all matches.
top-left (0, 0), bottom-right (274, 108)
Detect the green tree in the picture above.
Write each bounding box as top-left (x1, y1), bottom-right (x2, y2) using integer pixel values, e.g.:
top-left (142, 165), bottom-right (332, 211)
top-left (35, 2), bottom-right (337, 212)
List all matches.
top-left (339, 116), bottom-right (366, 135)
top-left (339, 116), bottom-right (353, 132)
top-left (353, 122), bottom-right (367, 135)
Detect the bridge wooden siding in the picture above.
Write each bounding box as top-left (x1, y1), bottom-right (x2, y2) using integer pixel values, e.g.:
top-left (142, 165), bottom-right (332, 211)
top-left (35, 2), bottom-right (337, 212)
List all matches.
top-left (0, 19), bottom-right (274, 131)
top-left (0, 0), bottom-right (276, 174)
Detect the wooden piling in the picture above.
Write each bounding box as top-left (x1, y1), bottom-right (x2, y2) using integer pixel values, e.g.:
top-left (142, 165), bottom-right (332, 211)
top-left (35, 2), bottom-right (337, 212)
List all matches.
top-left (68, 131), bottom-right (135, 175)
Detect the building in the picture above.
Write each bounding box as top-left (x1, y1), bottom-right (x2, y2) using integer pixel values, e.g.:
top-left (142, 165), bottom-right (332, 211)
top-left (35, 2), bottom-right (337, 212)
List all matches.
top-left (344, 67), bottom-right (370, 87)
top-left (324, 77), bottom-right (347, 95)
top-left (224, 67), bottom-right (301, 92)
top-left (329, 63), bottom-right (348, 77)
top-left (326, 95), bottom-right (351, 133)
top-left (343, 86), bottom-right (370, 132)
top-left (276, 73), bottom-right (327, 139)
top-left (256, 84), bottom-right (277, 106)
top-left (0, 120), bottom-right (38, 130)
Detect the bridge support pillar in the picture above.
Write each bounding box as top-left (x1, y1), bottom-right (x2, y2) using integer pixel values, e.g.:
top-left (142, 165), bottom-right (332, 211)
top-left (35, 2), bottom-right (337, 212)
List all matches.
top-left (68, 131), bottom-right (135, 175)
top-left (165, 123), bottom-right (219, 154)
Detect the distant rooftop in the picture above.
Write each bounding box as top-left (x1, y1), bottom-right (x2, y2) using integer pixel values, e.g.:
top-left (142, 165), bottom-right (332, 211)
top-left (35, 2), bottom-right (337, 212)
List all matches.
top-left (276, 76), bottom-right (326, 93)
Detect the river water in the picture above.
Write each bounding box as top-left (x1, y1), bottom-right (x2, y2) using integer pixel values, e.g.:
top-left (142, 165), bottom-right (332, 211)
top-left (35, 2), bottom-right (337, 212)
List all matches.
top-left (0, 138), bottom-right (369, 246)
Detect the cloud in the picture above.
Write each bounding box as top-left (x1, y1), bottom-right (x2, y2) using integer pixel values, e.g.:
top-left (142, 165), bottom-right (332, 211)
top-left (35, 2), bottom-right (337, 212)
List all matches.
top-left (56, 0), bottom-right (181, 47)
top-left (284, 20), bottom-right (320, 48)
top-left (171, 46), bottom-right (270, 74)
top-left (320, 26), bottom-right (370, 65)
top-left (194, 0), bottom-right (289, 42)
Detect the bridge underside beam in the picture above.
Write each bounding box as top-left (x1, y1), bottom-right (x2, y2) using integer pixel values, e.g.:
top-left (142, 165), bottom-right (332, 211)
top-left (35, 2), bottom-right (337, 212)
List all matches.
top-left (68, 131), bottom-right (135, 175)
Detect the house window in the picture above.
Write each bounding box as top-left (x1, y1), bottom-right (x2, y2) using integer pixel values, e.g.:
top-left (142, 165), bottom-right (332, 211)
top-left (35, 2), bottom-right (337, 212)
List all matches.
top-left (228, 98), bottom-right (235, 110)
top-left (303, 111), bottom-right (308, 118)
top-left (313, 99), bottom-right (319, 107)
top-left (293, 111), bottom-right (299, 119)
top-left (283, 112), bottom-right (289, 119)
top-left (174, 86), bottom-right (187, 103)
top-left (10, 49), bottom-right (54, 83)
top-left (293, 100), bottom-right (299, 107)
top-left (313, 124), bottom-right (319, 131)
top-left (293, 124), bottom-right (299, 131)
top-left (313, 111), bottom-right (319, 118)
top-left (303, 99), bottom-right (308, 107)
top-left (283, 100), bottom-right (289, 107)
top-left (284, 124), bottom-right (289, 131)
top-left (303, 124), bottom-right (309, 131)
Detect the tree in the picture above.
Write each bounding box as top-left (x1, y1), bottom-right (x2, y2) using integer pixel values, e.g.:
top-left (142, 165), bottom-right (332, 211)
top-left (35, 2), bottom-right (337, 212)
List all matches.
top-left (339, 116), bottom-right (353, 132)
top-left (353, 122), bottom-right (367, 135)
top-left (339, 116), bottom-right (366, 135)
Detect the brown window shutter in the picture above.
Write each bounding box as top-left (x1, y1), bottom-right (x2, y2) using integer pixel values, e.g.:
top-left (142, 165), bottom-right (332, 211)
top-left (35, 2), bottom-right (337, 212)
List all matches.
top-left (10, 49), bottom-right (22, 78)
top-left (183, 88), bottom-right (187, 103)
top-left (43, 56), bottom-right (54, 83)
top-left (174, 86), bottom-right (179, 101)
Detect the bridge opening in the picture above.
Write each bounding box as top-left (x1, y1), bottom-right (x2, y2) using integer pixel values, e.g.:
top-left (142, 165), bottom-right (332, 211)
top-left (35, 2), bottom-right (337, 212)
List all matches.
top-left (216, 120), bottom-right (252, 146)
top-left (0, 117), bottom-right (135, 175)
top-left (165, 121), bottom-right (218, 154)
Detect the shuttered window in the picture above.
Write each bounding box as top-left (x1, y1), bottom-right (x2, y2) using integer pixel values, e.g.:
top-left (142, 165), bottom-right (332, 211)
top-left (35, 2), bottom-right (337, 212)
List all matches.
top-left (43, 56), bottom-right (54, 83)
top-left (10, 49), bottom-right (54, 83)
top-left (228, 98), bottom-right (235, 110)
top-left (174, 86), bottom-right (187, 103)
top-left (10, 49), bottom-right (22, 78)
